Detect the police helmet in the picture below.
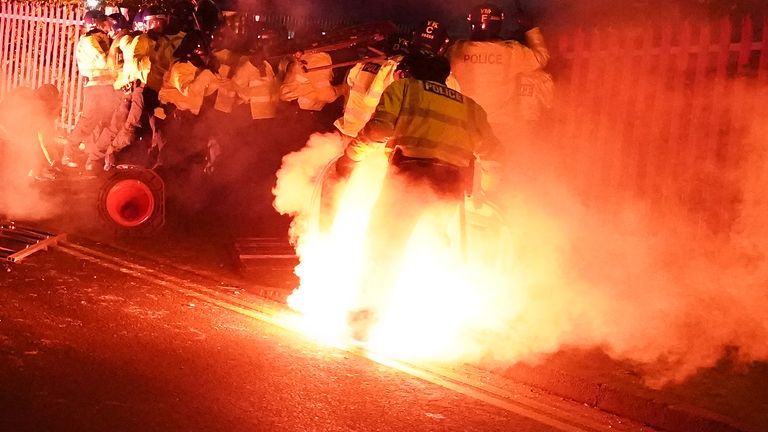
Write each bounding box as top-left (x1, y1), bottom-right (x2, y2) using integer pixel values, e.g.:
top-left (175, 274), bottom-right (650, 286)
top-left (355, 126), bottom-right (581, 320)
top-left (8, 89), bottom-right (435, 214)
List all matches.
top-left (174, 30), bottom-right (210, 67)
top-left (410, 19), bottom-right (449, 56)
top-left (396, 53), bottom-right (450, 84)
top-left (144, 5), bottom-right (169, 33)
top-left (170, 1), bottom-right (197, 32)
top-left (143, 5), bottom-right (169, 22)
top-left (83, 9), bottom-right (106, 28)
top-left (132, 8), bottom-right (147, 31)
top-left (384, 32), bottom-right (411, 56)
top-left (108, 13), bottom-right (130, 32)
top-left (468, 3), bottom-right (504, 40)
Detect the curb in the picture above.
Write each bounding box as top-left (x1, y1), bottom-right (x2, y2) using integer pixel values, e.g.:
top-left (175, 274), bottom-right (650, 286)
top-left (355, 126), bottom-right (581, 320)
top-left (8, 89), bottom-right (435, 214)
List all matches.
top-left (500, 362), bottom-right (750, 432)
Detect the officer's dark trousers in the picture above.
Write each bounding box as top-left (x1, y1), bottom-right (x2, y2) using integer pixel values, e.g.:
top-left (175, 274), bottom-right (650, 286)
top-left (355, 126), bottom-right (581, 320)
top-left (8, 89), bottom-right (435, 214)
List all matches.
top-left (65, 85), bottom-right (119, 158)
top-left (90, 89), bottom-right (131, 162)
top-left (355, 155), bottom-right (465, 313)
top-left (121, 85), bottom-right (164, 151)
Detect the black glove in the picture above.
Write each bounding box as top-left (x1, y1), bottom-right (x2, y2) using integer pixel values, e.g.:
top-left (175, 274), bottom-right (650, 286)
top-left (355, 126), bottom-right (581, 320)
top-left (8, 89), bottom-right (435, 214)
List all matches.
top-left (511, 1), bottom-right (535, 33)
top-left (335, 153), bottom-right (359, 179)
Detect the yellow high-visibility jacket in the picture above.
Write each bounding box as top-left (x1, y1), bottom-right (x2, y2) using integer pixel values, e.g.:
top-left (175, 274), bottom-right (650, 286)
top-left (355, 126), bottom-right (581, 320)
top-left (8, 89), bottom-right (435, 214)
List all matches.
top-left (448, 28), bottom-right (550, 127)
top-left (211, 49), bottom-right (241, 112)
top-left (112, 31), bottom-right (151, 89)
top-left (334, 57), bottom-right (401, 138)
top-left (517, 69), bottom-right (554, 121)
top-left (346, 78), bottom-right (500, 170)
top-left (334, 56), bottom-right (462, 138)
top-left (138, 31), bottom-right (186, 92)
top-left (158, 61), bottom-right (223, 115)
top-left (280, 52), bottom-right (338, 111)
top-left (230, 58), bottom-right (280, 120)
top-left (76, 30), bottom-right (114, 86)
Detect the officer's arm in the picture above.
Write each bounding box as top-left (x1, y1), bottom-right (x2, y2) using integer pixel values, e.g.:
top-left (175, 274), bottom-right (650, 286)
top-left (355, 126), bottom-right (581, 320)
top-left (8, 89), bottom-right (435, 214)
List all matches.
top-left (169, 62), bottom-right (198, 96)
top-left (344, 79), bottom-right (405, 161)
top-left (524, 28), bottom-right (550, 68)
top-left (472, 103), bottom-right (504, 192)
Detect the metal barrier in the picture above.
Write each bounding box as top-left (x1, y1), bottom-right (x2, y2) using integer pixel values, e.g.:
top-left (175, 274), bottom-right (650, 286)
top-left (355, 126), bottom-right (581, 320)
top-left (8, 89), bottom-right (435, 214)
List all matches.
top-left (549, 17), bottom-right (768, 232)
top-left (0, 2), bottom-right (84, 131)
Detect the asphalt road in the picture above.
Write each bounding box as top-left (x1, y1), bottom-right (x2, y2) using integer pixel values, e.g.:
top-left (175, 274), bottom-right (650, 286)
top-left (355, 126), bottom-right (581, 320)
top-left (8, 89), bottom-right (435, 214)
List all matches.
top-left (0, 242), bottom-right (652, 432)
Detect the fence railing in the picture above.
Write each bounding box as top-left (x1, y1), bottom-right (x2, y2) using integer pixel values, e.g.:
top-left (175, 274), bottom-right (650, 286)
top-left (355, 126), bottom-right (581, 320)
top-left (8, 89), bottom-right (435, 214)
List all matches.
top-left (0, 2), bottom-right (84, 131)
top-left (548, 16), bottom-right (768, 232)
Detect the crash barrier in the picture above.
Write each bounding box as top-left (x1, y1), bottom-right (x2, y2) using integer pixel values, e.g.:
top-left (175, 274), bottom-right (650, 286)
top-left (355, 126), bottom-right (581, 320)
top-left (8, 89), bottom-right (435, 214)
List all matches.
top-left (550, 16), bottom-right (768, 233)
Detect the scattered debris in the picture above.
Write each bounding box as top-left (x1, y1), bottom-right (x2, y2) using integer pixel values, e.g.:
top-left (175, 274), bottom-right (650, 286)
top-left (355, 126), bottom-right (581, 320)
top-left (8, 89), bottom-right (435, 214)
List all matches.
top-left (0, 221), bottom-right (66, 263)
top-left (234, 237), bottom-right (296, 262)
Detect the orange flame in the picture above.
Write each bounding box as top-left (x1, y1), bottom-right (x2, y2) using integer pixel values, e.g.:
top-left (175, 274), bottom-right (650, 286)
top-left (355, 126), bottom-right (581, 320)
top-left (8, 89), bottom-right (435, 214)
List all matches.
top-left (275, 133), bottom-right (523, 361)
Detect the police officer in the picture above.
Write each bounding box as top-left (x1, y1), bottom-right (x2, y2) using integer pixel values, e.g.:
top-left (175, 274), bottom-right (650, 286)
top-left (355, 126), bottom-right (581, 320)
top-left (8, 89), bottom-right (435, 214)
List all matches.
top-left (62, 10), bottom-right (118, 169)
top-left (334, 19), bottom-right (458, 140)
top-left (159, 30), bottom-right (223, 116)
top-left (447, 3), bottom-right (550, 146)
top-left (336, 54), bottom-right (501, 340)
top-left (88, 12), bottom-right (134, 170)
top-left (228, 27), bottom-right (281, 120)
top-left (113, 6), bottom-right (185, 167)
top-left (158, 30), bottom-right (225, 169)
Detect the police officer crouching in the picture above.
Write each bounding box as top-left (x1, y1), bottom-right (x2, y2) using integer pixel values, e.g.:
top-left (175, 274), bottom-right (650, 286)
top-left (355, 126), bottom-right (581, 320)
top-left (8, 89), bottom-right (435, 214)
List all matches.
top-left (336, 53), bottom-right (502, 341)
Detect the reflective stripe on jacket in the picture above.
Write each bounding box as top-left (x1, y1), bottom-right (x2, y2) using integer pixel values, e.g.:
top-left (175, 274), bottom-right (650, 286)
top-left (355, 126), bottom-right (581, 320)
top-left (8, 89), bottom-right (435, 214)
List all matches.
top-left (113, 32), bottom-right (151, 88)
top-left (143, 31), bottom-right (186, 91)
top-left (230, 59), bottom-right (280, 119)
top-left (158, 61), bottom-right (221, 115)
top-left (347, 78), bottom-right (500, 169)
top-left (211, 49), bottom-right (241, 113)
top-left (76, 30), bottom-right (114, 86)
top-left (279, 52), bottom-right (337, 111)
top-left (334, 57), bottom-right (401, 138)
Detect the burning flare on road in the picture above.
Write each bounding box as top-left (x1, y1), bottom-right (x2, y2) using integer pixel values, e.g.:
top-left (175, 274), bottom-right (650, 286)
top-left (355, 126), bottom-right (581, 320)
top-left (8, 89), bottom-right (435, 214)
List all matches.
top-left (273, 132), bottom-right (525, 361)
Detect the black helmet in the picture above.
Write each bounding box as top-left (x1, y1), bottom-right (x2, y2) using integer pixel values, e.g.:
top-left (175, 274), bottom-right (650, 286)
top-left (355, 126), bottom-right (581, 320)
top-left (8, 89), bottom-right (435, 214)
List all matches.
top-left (174, 30), bottom-right (210, 67)
top-left (384, 32), bottom-right (411, 56)
top-left (170, 1), bottom-right (197, 32)
top-left (410, 19), bottom-right (449, 56)
top-left (132, 8), bottom-right (147, 31)
top-left (397, 53), bottom-right (450, 84)
top-left (195, 0), bottom-right (222, 36)
top-left (143, 5), bottom-right (169, 22)
top-left (108, 13), bottom-right (130, 32)
top-left (83, 9), bottom-right (106, 27)
top-left (468, 3), bottom-right (504, 40)
top-left (144, 5), bottom-right (169, 33)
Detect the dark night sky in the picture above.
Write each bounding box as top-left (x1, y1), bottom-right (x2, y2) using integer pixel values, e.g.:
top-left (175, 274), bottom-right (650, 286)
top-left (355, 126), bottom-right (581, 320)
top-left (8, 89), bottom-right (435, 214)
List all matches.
top-left (238, 0), bottom-right (767, 35)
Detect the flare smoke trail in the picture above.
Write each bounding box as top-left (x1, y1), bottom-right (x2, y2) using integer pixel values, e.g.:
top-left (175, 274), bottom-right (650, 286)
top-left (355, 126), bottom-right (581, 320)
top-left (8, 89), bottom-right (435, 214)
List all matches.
top-left (274, 91), bottom-right (768, 388)
top-left (0, 87), bottom-right (62, 221)
top-left (272, 1), bottom-right (768, 386)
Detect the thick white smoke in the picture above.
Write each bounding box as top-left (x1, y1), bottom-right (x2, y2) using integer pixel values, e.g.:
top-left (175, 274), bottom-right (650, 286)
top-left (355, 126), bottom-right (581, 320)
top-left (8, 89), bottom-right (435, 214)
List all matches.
top-left (0, 87), bottom-right (62, 221)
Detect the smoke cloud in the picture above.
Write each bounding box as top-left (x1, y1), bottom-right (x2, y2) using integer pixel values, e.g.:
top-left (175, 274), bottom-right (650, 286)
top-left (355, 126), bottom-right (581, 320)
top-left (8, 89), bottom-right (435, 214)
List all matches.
top-left (274, 81), bottom-right (767, 389)
top-left (471, 73), bottom-right (768, 386)
top-left (271, 4), bottom-right (768, 388)
top-left (0, 86), bottom-right (63, 222)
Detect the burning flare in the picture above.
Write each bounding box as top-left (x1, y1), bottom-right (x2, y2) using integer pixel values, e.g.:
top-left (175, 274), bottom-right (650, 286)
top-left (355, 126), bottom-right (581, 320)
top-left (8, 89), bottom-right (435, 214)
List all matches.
top-left (273, 132), bottom-right (522, 361)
